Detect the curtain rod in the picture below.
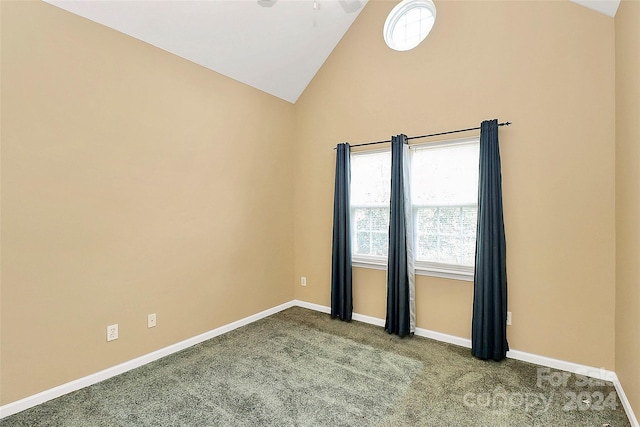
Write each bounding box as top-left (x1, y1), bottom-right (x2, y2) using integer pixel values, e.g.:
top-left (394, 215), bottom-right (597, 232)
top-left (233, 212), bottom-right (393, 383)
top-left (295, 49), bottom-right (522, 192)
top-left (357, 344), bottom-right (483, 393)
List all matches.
top-left (336, 121), bottom-right (512, 149)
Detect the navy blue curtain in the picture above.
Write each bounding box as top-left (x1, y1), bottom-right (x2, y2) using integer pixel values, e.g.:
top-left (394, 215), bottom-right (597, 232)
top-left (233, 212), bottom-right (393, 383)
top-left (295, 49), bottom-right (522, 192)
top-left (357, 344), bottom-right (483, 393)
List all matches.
top-left (385, 135), bottom-right (415, 337)
top-left (331, 143), bottom-right (353, 321)
top-left (471, 119), bottom-right (509, 361)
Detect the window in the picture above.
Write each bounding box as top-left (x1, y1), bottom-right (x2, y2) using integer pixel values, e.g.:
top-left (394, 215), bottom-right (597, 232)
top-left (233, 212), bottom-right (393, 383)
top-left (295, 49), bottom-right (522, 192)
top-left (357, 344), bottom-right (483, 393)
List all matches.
top-left (411, 139), bottom-right (479, 278)
top-left (350, 138), bottom-right (480, 280)
top-left (383, 0), bottom-right (437, 52)
top-left (351, 151), bottom-right (391, 261)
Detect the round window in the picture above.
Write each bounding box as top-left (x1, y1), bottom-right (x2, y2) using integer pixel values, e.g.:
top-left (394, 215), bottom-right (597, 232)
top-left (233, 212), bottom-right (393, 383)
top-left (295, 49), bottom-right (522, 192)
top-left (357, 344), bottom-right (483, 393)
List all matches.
top-left (383, 0), bottom-right (436, 51)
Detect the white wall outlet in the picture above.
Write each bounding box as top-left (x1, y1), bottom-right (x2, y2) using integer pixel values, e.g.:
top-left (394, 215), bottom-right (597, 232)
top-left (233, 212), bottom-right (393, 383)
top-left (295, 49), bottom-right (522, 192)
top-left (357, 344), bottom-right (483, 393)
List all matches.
top-left (148, 313), bottom-right (156, 328)
top-left (107, 324), bottom-right (118, 341)
top-left (506, 311), bottom-right (512, 326)
top-left (301, 276), bottom-right (307, 287)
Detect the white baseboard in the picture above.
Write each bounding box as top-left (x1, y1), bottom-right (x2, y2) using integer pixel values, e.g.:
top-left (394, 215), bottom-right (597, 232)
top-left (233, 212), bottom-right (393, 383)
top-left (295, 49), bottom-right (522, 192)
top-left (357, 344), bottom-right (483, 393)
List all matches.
top-left (294, 300), bottom-right (330, 314)
top-left (414, 326), bottom-right (472, 349)
top-left (506, 349), bottom-right (615, 382)
top-left (614, 374), bottom-right (640, 427)
top-left (2, 299), bottom-right (637, 427)
top-left (293, 300), bottom-right (386, 327)
top-left (0, 301), bottom-right (295, 419)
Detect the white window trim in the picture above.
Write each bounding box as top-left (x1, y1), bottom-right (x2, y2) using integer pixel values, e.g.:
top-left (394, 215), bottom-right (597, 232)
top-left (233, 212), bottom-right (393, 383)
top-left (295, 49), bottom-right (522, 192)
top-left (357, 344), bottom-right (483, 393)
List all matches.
top-left (415, 261), bottom-right (474, 281)
top-left (352, 256), bottom-right (474, 282)
top-left (352, 255), bottom-right (387, 271)
top-left (383, 0), bottom-right (437, 52)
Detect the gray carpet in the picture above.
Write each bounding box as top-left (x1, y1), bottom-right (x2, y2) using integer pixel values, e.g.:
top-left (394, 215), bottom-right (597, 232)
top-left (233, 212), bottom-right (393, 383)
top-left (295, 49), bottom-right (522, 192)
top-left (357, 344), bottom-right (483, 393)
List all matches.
top-left (1, 307), bottom-right (632, 426)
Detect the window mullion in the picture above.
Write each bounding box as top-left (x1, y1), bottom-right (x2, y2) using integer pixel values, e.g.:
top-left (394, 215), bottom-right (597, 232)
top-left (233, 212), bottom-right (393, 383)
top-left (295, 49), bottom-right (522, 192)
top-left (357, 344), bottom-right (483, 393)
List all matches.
top-left (458, 206), bottom-right (463, 265)
top-left (436, 207), bottom-right (441, 260)
top-left (368, 209), bottom-right (373, 256)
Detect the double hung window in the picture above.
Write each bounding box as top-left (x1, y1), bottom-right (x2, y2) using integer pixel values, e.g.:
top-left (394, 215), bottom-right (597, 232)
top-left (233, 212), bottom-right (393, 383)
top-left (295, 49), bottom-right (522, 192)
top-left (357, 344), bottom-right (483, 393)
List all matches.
top-left (350, 137), bottom-right (480, 280)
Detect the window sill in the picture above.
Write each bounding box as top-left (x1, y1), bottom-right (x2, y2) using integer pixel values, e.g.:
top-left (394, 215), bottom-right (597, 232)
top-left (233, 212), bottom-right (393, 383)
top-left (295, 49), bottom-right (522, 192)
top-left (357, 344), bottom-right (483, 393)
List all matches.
top-left (352, 258), bottom-right (387, 271)
top-left (352, 258), bottom-right (474, 282)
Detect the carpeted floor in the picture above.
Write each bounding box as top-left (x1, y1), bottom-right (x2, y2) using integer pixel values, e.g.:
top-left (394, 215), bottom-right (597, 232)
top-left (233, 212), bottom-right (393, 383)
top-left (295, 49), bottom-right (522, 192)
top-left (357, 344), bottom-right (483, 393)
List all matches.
top-left (1, 307), bottom-right (632, 426)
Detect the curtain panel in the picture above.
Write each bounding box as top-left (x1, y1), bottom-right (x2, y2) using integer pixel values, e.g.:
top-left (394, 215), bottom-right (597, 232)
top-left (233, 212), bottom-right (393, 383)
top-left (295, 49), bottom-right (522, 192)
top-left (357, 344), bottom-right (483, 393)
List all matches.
top-left (385, 135), bottom-right (416, 337)
top-left (331, 143), bottom-right (353, 321)
top-left (471, 119), bottom-right (509, 361)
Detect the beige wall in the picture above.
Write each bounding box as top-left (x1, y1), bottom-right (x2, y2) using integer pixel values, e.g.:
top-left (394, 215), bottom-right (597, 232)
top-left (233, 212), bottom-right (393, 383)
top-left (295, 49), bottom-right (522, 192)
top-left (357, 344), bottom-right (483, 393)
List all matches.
top-left (1, 1), bottom-right (294, 404)
top-left (294, 0), bottom-right (616, 369)
top-left (1, 0), bottom-right (629, 413)
top-left (615, 0), bottom-right (640, 415)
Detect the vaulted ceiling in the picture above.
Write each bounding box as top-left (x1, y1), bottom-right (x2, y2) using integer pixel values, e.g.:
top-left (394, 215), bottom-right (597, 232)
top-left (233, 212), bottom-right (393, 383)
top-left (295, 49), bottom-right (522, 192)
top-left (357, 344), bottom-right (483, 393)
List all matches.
top-left (43, 0), bottom-right (619, 104)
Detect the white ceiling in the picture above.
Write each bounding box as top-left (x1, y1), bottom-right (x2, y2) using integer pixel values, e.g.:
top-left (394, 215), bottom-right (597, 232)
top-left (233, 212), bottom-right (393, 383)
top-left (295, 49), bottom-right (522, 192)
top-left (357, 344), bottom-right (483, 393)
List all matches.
top-left (44, 0), bottom-right (367, 104)
top-left (571, 0), bottom-right (620, 17)
top-left (44, 0), bottom-right (619, 104)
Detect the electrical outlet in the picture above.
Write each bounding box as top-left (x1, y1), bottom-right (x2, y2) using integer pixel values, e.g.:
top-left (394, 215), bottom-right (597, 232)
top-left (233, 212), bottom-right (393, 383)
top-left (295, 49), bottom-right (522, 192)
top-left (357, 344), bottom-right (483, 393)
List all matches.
top-left (506, 311), bottom-right (512, 326)
top-left (148, 313), bottom-right (156, 328)
top-left (107, 324), bottom-right (118, 341)
top-left (301, 276), bottom-right (307, 287)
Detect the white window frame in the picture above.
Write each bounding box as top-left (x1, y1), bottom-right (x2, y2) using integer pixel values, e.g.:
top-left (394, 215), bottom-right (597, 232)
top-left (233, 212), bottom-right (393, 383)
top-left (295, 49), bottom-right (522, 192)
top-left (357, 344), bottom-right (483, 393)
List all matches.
top-left (412, 204), bottom-right (476, 281)
top-left (350, 148), bottom-right (391, 271)
top-left (350, 137), bottom-right (479, 282)
top-left (350, 202), bottom-right (390, 260)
